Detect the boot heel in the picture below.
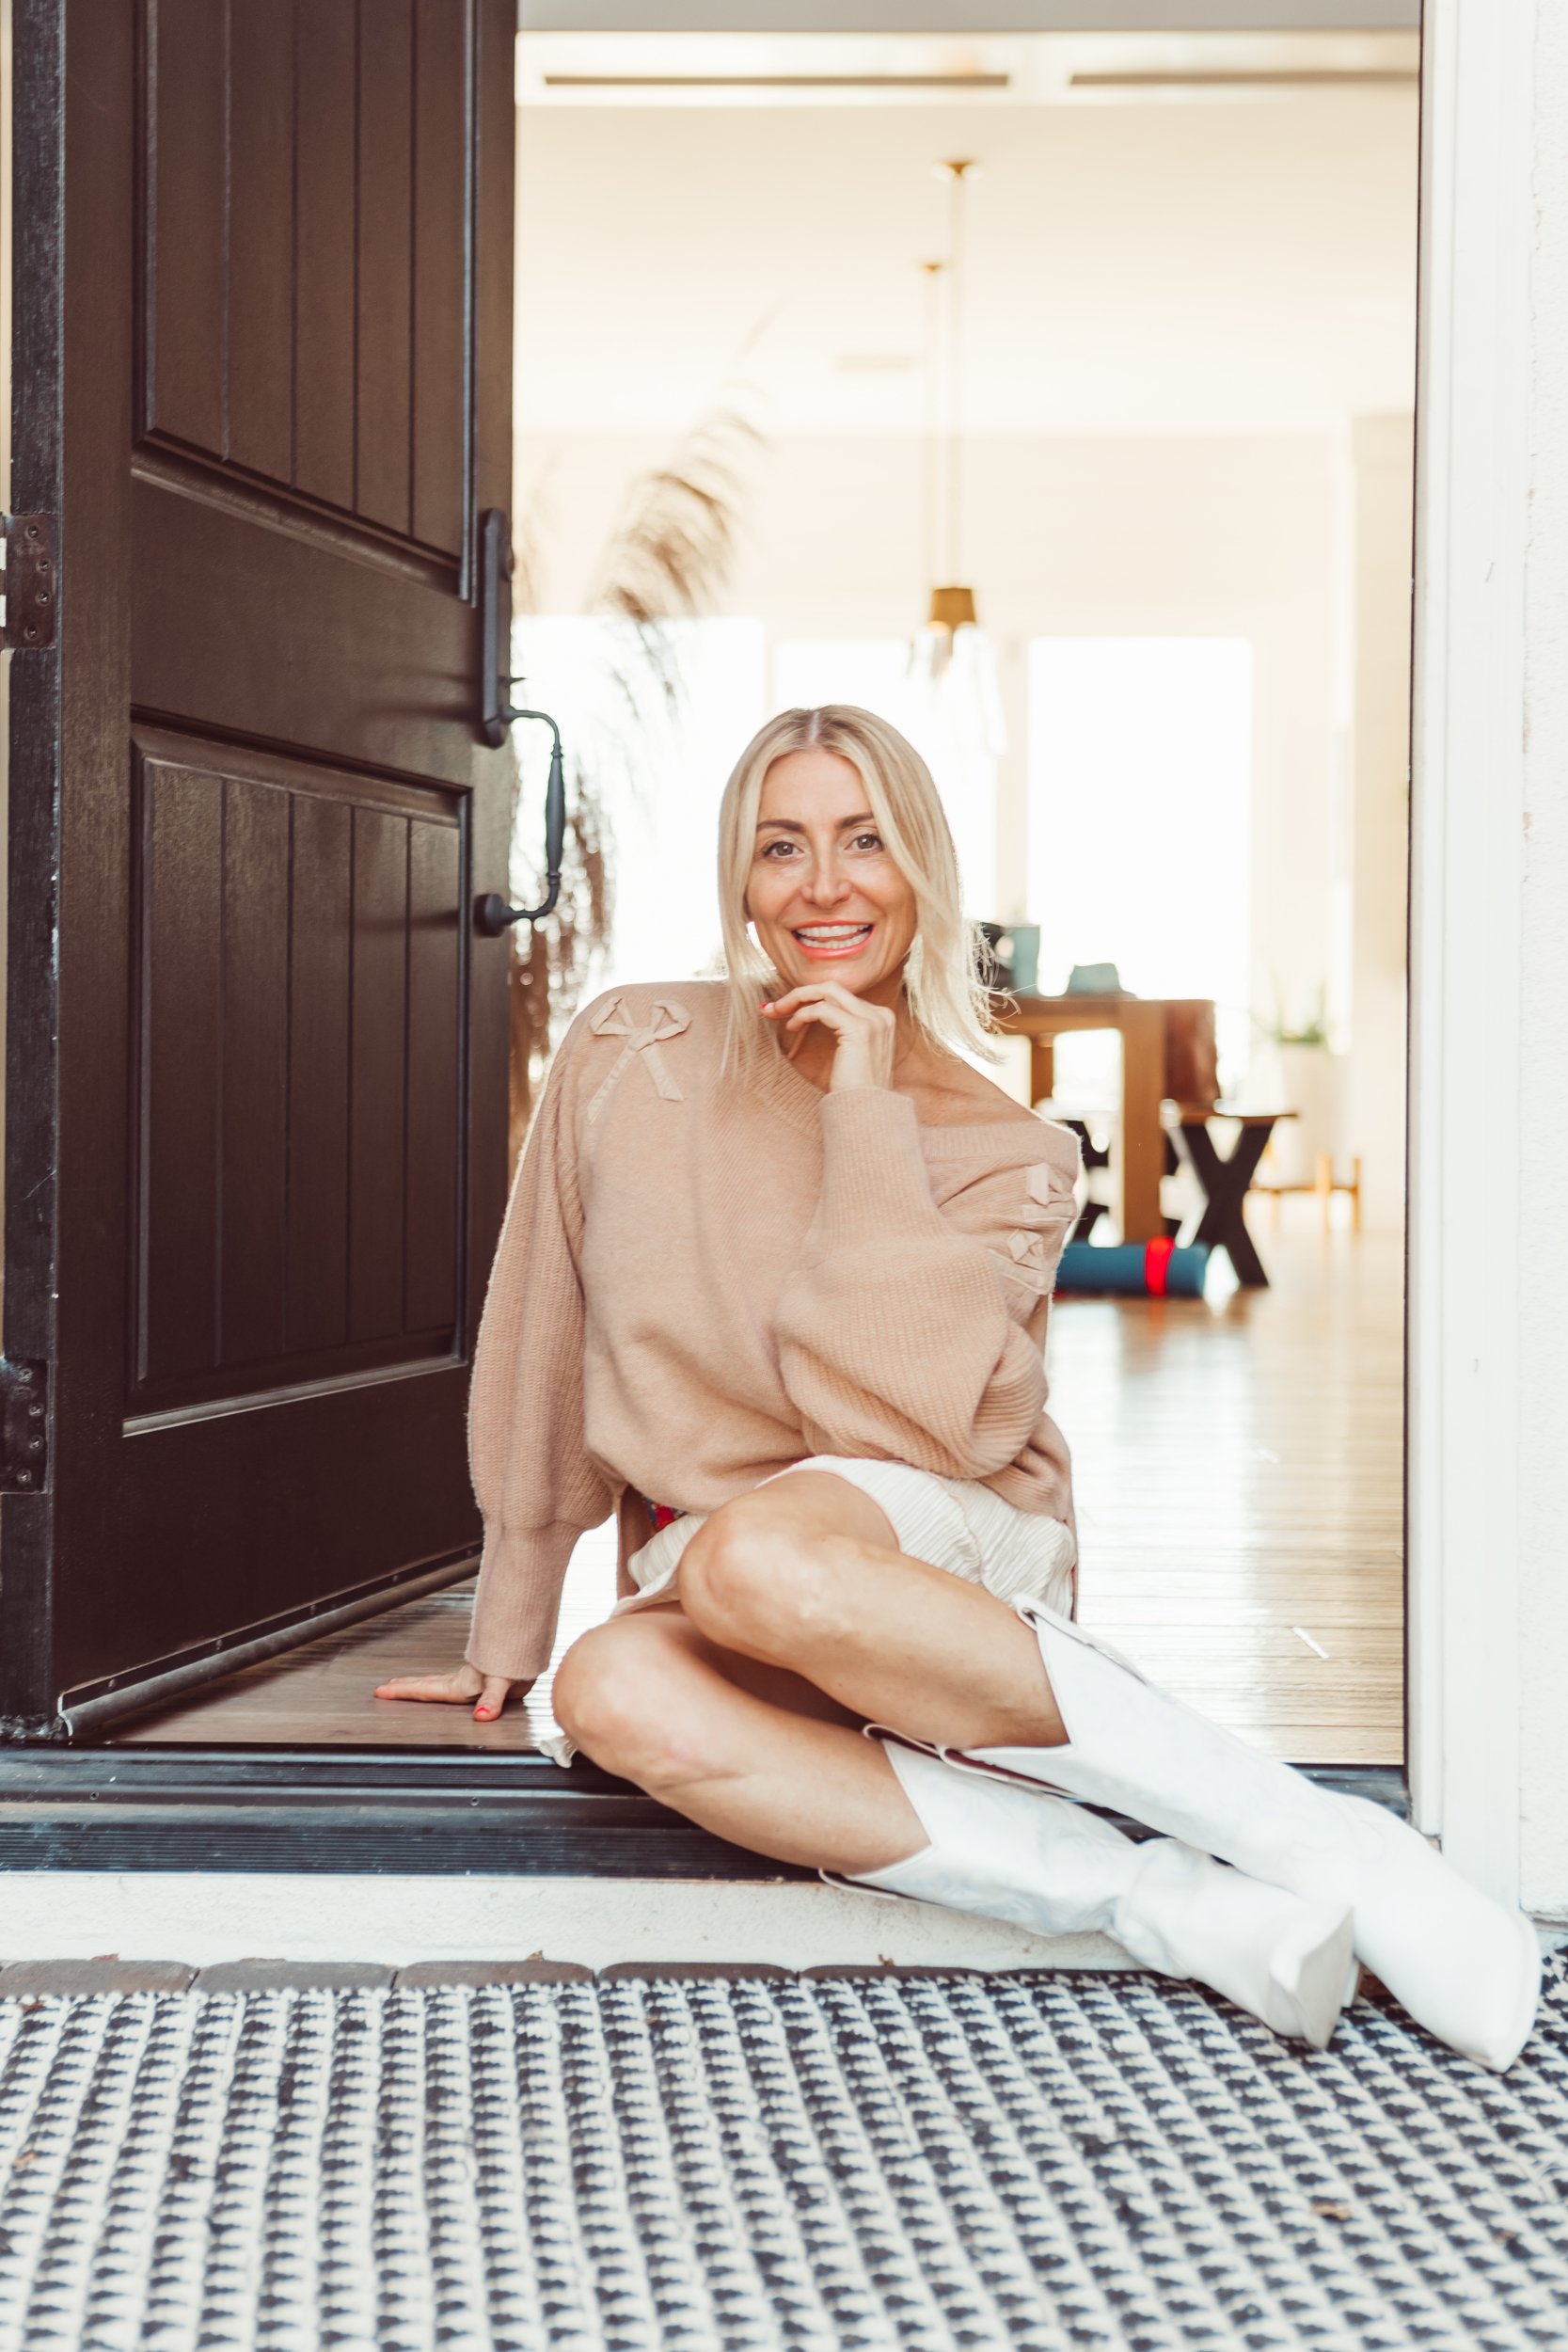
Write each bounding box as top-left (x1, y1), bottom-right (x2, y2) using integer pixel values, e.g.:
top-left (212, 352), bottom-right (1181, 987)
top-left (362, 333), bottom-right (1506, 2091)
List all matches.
top-left (1271, 1903), bottom-right (1360, 2050)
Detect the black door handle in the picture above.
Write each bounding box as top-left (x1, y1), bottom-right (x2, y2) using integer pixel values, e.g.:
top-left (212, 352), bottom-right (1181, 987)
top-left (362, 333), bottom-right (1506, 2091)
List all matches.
top-left (475, 706), bottom-right (566, 932)
top-left (476, 507), bottom-right (566, 930)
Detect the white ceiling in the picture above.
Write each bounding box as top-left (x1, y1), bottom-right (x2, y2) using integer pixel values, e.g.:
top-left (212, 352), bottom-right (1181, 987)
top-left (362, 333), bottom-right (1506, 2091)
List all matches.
top-left (518, 6), bottom-right (1418, 29)
top-left (515, 32), bottom-right (1419, 437)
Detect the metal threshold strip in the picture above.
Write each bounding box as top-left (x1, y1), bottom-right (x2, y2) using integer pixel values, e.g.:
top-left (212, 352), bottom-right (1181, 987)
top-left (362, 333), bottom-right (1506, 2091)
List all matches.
top-left (0, 1746), bottom-right (1406, 1876)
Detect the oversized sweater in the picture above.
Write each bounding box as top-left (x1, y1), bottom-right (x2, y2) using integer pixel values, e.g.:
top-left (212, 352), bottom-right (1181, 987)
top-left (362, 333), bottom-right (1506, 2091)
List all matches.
top-left (466, 981), bottom-right (1083, 1682)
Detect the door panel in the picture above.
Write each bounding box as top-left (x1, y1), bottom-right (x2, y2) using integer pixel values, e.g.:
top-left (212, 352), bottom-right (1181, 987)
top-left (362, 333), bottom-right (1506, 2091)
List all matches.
top-left (226, 7), bottom-right (295, 486)
top-left (129, 732), bottom-right (465, 1418)
top-left (140, 0), bottom-right (469, 563)
top-left (215, 777), bottom-right (292, 1373)
top-left (294, 11), bottom-right (359, 514)
top-left (347, 810), bottom-right (419, 1342)
top-left (3, 0), bottom-right (515, 1729)
top-left (142, 0), bottom-right (229, 454)
top-left (287, 797), bottom-right (355, 1357)
top-left (405, 827), bottom-right (465, 1333)
top-left (356, 5), bottom-right (417, 535)
top-left (412, 0), bottom-right (470, 558)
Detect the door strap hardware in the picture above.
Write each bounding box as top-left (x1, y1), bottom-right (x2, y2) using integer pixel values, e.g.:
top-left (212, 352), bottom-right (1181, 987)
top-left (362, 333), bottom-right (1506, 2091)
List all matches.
top-left (0, 1359), bottom-right (49, 1492)
top-left (0, 516), bottom-right (57, 650)
top-left (479, 506), bottom-right (523, 748)
top-left (475, 705), bottom-right (568, 932)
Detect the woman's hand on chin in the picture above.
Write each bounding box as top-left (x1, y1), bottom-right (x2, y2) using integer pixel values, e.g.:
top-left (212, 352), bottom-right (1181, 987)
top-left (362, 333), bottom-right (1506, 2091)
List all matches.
top-left (764, 982), bottom-right (897, 1091)
top-left (373, 1662), bottom-right (523, 1722)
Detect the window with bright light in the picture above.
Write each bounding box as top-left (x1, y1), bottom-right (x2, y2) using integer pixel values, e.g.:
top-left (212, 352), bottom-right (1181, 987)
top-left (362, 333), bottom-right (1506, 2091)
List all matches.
top-left (1027, 638), bottom-right (1253, 1096)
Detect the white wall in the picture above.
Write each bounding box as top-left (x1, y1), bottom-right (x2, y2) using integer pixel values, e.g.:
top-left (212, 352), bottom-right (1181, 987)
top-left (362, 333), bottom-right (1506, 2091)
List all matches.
top-left (520, 421), bottom-right (1412, 1216)
top-left (514, 90), bottom-right (1420, 440)
top-left (515, 56), bottom-right (1418, 1214)
top-left (521, 426), bottom-right (1341, 974)
top-left (1340, 414), bottom-right (1414, 1231)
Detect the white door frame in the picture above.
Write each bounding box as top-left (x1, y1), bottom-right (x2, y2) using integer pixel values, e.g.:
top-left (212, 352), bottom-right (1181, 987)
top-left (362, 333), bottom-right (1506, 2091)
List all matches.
top-left (1407, 0), bottom-right (1538, 1903)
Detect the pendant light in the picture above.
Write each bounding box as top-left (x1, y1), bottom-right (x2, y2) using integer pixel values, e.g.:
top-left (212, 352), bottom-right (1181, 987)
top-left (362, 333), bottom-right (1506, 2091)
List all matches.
top-left (920, 257), bottom-right (944, 618)
top-left (927, 158), bottom-right (979, 641)
top-left (908, 157), bottom-right (1006, 917)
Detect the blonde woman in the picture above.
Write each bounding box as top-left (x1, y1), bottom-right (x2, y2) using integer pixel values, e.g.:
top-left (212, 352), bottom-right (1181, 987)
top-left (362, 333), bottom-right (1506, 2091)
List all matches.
top-left (381, 705), bottom-right (1538, 2068)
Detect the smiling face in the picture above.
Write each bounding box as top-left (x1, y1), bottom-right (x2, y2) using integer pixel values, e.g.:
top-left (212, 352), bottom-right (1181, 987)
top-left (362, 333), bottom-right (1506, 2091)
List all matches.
top-left (745, 747), bottom-right (920, 1003)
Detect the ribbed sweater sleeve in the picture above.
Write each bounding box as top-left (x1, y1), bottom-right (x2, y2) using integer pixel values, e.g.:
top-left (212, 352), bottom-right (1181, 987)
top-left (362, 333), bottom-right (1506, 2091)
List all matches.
top-left (773, 1088), bottom-right (1069, 1480)
top-left (465, 1039), bottom-right (613, 1683)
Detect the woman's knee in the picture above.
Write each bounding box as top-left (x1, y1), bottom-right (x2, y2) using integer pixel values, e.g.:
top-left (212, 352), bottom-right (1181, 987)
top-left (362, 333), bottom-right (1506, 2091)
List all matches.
top-left (551, 1621), bottom-right (665, 1769)
top-left (679, 1502), bottom-right (848, 1656)
top-left (550, 1618), bottom-right (710, 1789)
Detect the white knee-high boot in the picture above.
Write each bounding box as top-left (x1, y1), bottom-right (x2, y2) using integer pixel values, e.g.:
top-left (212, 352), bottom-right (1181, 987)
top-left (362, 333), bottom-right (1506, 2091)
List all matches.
top-left (950, 1606), bottom-right (1540, 2072)
top-left (835, 1737), bottom-right (1357, 2048)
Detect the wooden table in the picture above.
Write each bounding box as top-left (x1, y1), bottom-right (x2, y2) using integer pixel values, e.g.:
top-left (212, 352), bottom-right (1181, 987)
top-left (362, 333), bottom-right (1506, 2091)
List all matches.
top-left (995, 993), bottom-right (1217, 1244)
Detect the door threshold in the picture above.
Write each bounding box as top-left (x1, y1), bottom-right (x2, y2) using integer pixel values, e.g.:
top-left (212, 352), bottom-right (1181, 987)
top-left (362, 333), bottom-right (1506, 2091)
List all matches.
top-left (0, 1872), bottom-right (1135, 1973)
top-left (0, 1746), bottom-right (1407, 1876)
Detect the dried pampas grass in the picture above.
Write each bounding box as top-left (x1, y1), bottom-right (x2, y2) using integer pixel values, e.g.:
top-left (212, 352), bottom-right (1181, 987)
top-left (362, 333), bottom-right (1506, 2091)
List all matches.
top-left (507, 406), bottom-right (766, 1145)
top-left (595, 408), bottom-right (762, 640)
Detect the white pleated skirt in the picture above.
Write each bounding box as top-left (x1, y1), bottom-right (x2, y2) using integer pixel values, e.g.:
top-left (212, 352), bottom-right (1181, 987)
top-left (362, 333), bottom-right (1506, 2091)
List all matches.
top-left (615, 1454), bottom-right (1077, 1622)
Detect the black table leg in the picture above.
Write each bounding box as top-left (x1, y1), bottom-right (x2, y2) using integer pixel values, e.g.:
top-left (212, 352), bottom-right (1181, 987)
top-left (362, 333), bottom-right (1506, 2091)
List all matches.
top-left (1175, 1120), bottom-right (1275, 1286)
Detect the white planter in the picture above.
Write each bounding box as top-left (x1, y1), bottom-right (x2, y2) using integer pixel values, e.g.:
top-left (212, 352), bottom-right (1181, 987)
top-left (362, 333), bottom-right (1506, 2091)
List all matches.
top-left (1249, 1043), bottom-right (1344, 1188)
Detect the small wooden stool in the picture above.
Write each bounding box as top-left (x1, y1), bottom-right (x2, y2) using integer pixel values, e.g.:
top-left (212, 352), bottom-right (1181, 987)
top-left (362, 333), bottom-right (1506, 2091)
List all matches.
top-left (1255, 1152), bottom-right (1364, 1233)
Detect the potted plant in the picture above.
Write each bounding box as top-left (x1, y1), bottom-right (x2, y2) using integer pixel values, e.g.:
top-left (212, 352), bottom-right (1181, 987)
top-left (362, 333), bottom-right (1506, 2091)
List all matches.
top-left (1251, 988), bottom-right (1343, 1191)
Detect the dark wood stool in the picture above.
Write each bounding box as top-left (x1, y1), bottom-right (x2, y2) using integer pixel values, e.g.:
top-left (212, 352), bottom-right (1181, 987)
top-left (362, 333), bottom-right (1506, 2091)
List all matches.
top-left (1169, 1106), bottom-right (1294, 1288)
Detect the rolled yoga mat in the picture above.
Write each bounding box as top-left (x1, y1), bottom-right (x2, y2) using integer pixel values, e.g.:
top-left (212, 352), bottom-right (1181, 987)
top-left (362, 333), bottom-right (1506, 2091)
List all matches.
top-left (1055, 1239), bottom-right (1211, 1298)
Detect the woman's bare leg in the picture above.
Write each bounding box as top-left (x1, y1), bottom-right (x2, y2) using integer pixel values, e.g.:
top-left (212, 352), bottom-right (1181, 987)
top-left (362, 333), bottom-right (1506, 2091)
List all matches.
top-left (674, 1472), bottom-right (1070, 1751)
top-left (550, 1606), bottom-right (928, 1876)
top-left (552, 1470), bottom-right (1067, 1876)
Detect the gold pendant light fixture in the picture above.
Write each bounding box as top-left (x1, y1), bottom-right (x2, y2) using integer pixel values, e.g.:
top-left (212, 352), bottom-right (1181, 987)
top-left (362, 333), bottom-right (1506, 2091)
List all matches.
top-left (927, 157), bottom-right (979, 640)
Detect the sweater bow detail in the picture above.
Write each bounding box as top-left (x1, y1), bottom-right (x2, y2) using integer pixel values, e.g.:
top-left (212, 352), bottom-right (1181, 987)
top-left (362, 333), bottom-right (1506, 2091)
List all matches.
top-left (585, 996), bottom-right (691, 1122)
top-left (995, 1160), bottom-right (1077, 1294)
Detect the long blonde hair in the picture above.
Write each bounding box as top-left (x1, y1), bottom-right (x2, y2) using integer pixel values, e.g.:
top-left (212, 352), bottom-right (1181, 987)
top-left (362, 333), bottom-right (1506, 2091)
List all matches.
top-left (717, 704), bottom-right (996, 1075)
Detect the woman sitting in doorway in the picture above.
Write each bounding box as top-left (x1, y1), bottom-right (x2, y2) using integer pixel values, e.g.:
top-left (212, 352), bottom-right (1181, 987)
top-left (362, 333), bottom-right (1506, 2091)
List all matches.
top-left (380, 704), bottom-right (1537, 2070)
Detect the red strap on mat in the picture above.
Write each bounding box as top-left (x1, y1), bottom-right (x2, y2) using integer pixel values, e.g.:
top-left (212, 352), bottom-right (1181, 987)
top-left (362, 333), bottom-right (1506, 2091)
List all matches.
top-left (1144, 1236), bottom-right (1176, 1296)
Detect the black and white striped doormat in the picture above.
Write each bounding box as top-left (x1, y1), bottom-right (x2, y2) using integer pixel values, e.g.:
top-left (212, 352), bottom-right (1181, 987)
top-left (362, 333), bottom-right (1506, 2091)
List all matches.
top-left (0, 1961), bottom-right (1563, 2352)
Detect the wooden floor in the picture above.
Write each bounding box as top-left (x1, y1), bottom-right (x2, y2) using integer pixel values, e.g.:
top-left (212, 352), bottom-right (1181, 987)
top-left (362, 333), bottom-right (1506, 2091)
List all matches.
top-left (118, 1206), bottom-right (1403, 1764)
top-left (1066, 1215), bottom-right (1402, 1764)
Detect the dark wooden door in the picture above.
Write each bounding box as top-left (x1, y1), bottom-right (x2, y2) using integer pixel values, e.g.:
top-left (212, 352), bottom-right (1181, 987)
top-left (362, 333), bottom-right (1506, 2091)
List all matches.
top-left (2, 0), bottom-right (515, 1732)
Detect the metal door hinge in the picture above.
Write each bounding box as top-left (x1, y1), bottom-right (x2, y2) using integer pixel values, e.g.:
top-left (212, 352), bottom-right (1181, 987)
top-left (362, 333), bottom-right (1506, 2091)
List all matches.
top-left (1, 516), bottom-right (57, 649)
top-left (0, 1360), bottom-right (49, 1492)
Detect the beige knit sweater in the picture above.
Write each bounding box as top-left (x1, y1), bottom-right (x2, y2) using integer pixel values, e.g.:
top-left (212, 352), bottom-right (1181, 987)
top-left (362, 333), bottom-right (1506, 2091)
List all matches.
top-left (466, 982), bottom-right (1082, 1682)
